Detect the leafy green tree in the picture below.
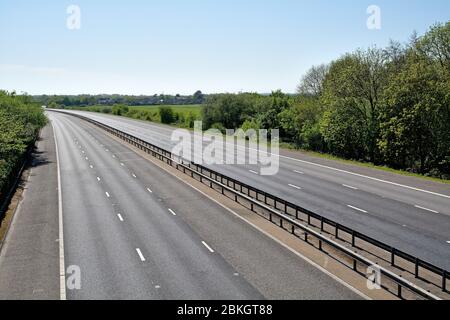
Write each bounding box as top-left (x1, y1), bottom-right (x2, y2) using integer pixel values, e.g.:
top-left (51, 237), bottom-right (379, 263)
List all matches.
top-left (159, 106), bottom-right (175, 124)
top-left (202, 93), bottom-right (255, 129)
top-left (320, 100), bottom-right (369, 159)
top-left (297, 64), bottom-right (329, 96)
top-left (322, 47), bottom-right (387, 162)
top-left (379, 22), bottom-right (450, 176)
top-left (193, 90), bottom-right (205, 104)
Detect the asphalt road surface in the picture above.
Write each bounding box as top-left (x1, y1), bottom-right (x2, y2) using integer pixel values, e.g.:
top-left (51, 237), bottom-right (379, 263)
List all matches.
top-left (18, 111), bottom-right (362, 300)
top-left (55, 110), bottom-right (450, 271)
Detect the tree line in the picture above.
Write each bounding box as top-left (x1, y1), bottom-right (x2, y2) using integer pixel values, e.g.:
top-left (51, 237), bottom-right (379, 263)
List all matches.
top-left (201, 22), bottom-right (449, 179)
top-left (34, 90), bottom-right (205, 108)
top-left (0, 91), bottom-right (47, 203)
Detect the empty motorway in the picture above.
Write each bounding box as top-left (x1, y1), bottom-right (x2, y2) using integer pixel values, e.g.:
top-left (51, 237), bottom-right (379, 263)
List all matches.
top-left (0, 111), bottom-right (365, 299)
top-left (55, 109), bottom-right (450, 271)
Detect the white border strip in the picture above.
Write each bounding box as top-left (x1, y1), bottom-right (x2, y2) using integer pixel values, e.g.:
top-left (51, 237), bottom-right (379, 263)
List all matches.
top-left (51, 118), bottom-right (66, 300)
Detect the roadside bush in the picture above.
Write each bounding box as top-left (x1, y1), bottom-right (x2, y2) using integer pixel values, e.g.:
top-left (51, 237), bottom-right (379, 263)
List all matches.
top-left (159, 106), bottom-right (175, 124)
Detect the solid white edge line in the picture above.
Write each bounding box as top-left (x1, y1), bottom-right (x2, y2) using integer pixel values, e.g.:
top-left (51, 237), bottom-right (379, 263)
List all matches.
top-left (50, 119), bottom-right (66, 300)
top-left (201, 241), bottom-right (215, 253)
top-left (414, 205), bottom-right (439, 214)
top-left (242, 145), bottom-right (450, 200)
top-left (144, 155), bottom-right (370, 300)
top-left (288, 184), bottom-right (302, 190)
top-left (136, 248), bottom-right (146, 261)
top-left (347, 205), bottom-right (368, 213)
top-left (168, 209), bottom-right (177, 216)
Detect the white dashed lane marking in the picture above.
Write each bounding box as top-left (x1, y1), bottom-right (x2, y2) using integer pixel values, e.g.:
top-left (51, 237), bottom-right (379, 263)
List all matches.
top-left (105, 192), bottom-right (110, 198)
top-left (343, 184), bottom-right (358, 190)
top-left (288, 184), bottom-right (302, 190)
top-left (147, 188), bottom-right (153, 193)
top-left (168, 209), bottom-right (177, 216)
top-left (293, 170), bottom-right (304, 175)
top-left (414, 205), bottom-right (439, 214)
top-left (249, 170), bottom-right (258, 175)
top-left (136, 248), bottom-right (146, 262)
top-left (117, 214), bottom-right (124, 222)
top-left (347, 205), bottom-right (368, 213)
top-left (201, 241), bottom-right (215, 253)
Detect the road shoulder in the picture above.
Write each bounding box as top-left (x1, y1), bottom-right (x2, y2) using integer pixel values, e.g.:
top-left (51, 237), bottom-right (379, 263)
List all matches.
top-left (0, 123), bottom-right (59, 299)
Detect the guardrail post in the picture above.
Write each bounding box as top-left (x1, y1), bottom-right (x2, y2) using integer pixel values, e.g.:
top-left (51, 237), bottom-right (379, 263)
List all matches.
top-left (397, 284), bottom-right (402, 299)
top-left (320, 218), bottom-right (324, 231)
top-left (415, 259), bottom-right (419, 278)
top-left (351, 231), bottom-right (355, 247)
top-left (335, 224), bottom-right (339, 239)
top-left (391, 248), bottom-right (395, 267)
top-left (443, 271), bottom-right (447, 292)
top-left (295, 208), bottom-right (299, 219)
top-left (353, 259), bottom-right (357, 271)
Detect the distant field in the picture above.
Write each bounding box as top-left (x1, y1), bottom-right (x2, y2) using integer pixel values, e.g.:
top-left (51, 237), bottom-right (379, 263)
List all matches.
top-left (68, 104), bottom-right (203, 128)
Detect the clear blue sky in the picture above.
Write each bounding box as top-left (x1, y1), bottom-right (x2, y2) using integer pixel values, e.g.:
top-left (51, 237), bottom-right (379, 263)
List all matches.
top-left (0, 0), bottom-right (448, 95)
